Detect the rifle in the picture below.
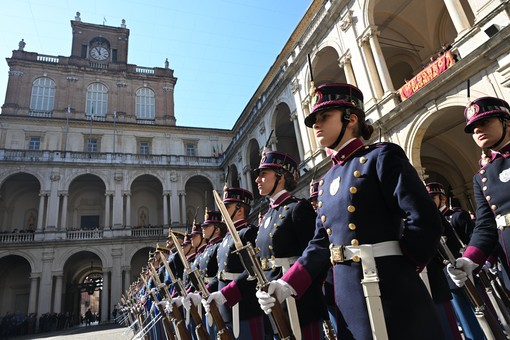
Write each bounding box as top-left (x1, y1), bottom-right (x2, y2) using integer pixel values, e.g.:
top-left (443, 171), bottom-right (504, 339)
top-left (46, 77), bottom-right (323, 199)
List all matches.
top-left (150, 260), bottom-right (191, 340)
top-left (438, 236), bottom-right (507, 340)
top-left (160, 246), bottom-right (210, 340)
top-left (169, 231), bottom-right (233, 340)
top-left (140, 273), bottom-right (176, 340)
top-left (212, 190), bottom-right (296, 340)
top-left (323, 320), bottom-right (337, 340)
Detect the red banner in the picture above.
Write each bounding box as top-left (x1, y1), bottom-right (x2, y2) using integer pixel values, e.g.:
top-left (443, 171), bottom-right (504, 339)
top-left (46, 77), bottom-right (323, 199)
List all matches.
top-left (398, 51), bottom-right (455, 100)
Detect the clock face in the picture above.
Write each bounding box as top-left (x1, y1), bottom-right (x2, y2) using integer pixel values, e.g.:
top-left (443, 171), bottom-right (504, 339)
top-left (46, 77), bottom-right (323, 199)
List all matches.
top-left (90, 46), bottom-right (110, 61)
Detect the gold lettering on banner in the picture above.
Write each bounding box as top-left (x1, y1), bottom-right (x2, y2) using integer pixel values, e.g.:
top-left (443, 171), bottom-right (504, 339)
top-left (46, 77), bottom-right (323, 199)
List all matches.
top-left (398, 51), bottom-right (455, 101)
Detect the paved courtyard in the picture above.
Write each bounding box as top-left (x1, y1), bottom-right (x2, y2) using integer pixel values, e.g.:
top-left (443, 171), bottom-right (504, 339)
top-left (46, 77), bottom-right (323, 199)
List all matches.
top-left (15, 323), bottom-right (134, 340)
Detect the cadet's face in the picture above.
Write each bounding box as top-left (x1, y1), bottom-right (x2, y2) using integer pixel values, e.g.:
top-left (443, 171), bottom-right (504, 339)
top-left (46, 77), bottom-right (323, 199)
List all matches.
top-left (202, 224), bottom-right (214, 239)
top-left (191, 233), bottom-right (202, 247)
top-left (255, 169), bottom-right (278, 196)
top-left (313, 110), bottom-right (343, 147)
top-left (471, 117), bottom-right (510, 149)
top-left (430, 195), bottom-right (440, 208)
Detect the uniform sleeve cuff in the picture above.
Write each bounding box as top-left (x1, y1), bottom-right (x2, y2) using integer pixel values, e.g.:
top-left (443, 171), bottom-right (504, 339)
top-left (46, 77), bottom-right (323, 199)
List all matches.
top-left (463, 245), bottom-right (488, 268)
top-left (221, 281), bottom-right (241, 307)
top-left (281, 261), bottom-right (312, 299)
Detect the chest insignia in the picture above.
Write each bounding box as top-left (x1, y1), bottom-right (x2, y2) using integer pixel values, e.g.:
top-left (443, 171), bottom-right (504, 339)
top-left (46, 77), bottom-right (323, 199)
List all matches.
top-left (263, 217), bottom-right (271, 229)
top-left (329, 176), bottom-right (341, 196)
top-left (499, 168), bottom-right (510, 183)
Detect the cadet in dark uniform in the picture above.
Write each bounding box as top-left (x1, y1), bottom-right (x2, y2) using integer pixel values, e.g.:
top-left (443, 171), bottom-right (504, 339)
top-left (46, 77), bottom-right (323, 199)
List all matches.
top-left (426, 182), bottom-right (484, 340)
top-left (202, 187), bottom-right (265, 338)
top-left (258, 83), bottom-right (444, 340)
top-left (185, 210), bottom-right (226, 338)
top-left (232, 150), bottom-right (327, 339)
top-left (447, 97), bottom-right (506, 286)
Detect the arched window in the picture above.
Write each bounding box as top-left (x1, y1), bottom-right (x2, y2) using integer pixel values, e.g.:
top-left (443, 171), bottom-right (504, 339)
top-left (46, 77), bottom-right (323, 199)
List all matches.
top-left (29, 77), bottom-right (56, 112)
top-left (136, 88), bottom-right (155, 119)
top-left (86, 83), bottom-right (108, 117)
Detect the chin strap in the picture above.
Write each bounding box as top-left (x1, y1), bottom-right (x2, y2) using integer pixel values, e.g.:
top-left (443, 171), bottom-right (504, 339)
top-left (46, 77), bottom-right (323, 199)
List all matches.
top-left (488, 118), bottom-right (509, 149)
top-left (267, 173), bottom-right (282, 198)
top-left (328, 109), bottom-right (351, 150)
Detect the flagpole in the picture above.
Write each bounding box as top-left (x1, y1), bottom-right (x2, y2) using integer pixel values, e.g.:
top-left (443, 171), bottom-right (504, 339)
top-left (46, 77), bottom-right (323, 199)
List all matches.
top-left (89, 106), bottom-right (94, 153)
top-left (64, 104), bottom-right (70, 152)
top-left (113, 111), bottom-right (116, 154)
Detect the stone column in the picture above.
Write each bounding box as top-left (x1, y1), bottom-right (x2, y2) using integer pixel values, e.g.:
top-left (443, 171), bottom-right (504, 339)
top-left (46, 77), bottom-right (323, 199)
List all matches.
top-left (124, 192), bottom-right (131, 227)
top-left (168, 191), bottom-right (178, 226)
top-left (444, 0), bottom-right (471, 34)
top-left (60, 192), bottom-right (68, 230)
top-left (28, 273), bottom-right (40, 314)
top-left (366, 27), bottom-right (394, 96)
top-left (243, 165), bottom-right (254, 196)
top-left (45, 174), bottom-right (61, 229)
top-left (123, 267), bottom-right (131, 292)
top-left (36, 192), bottom-right (47, 231)
top-left (53, 272), bottom-right (63, 313)
top-left (37, 251), bottom-right (55, 318)
top-left (339, 53), bottom-right (357, 86)
top-left (104, 192), bottom-right (112, 228)
top-left (359, 33), bottom-right (384, 99)
top-left (101, 269), bottom-right (110, 322)
top-left (290, 111), bottom-right (304, 160)
top-left (163, 192), bottom-right (169, 227)
top-left (112, 174), bottom-right (124, 229)
top-left (111, 248), bottom-right (123, 310)
top-left (291, 78), bottom-right (314, 158)
top-left (178, 191), bottom-right (186, 224)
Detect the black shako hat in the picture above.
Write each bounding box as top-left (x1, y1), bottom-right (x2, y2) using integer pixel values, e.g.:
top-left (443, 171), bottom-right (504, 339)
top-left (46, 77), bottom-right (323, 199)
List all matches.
top-left (464, 96), bottom-right (510, 133)
top-left (305, 83), bottom-right (364, 127)
top-left (223, 187), bottom-right (254, 206)
top-left (255, 150), bottom-right (300, 181)
top-left (425, 182), bottom-right (446, 196)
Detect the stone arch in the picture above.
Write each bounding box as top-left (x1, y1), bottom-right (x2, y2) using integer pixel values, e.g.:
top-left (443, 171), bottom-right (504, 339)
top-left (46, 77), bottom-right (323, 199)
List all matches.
top-left (0, 255), bottom-right (33, 316)
top-left (0, 172), bottom-right (42, 232)
top-left (184, 175), bottom-right (215, 225)
top-left (405, 95), bottom-right (481, 210)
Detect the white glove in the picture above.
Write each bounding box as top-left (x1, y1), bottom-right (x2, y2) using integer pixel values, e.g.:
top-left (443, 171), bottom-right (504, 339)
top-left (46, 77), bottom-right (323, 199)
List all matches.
top-left (172, 297), bottom-right (182, 307)
top-left (447, 257), bottom-right (478, 287)
top-left (202, 291), bottom-right (227, 315)
top-left (182, 292), bottom-right (201, 311)
top-left (164, 301), bottom-right (173, 314)
top-left (256, 279), bottom-right (296, 314)
top-left (482, 261), bottom-right (498, 275)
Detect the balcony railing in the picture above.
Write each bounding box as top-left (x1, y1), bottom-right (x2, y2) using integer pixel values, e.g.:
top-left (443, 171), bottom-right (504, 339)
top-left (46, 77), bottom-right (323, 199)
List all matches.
top-left (0, 226), bottom-right (170, 244)
top-left (131, 228), bottom-right (165, 237)
top-left (67, 230), bottom-right (104, 240)
top-left (0, 232), bottom-right (35, 243)
top-left (0, 149), bottom-right (222, 167)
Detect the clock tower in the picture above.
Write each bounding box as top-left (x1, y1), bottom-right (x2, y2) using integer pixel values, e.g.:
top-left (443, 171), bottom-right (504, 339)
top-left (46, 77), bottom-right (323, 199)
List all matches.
top-left (70, 13), bottom-right (129, 66)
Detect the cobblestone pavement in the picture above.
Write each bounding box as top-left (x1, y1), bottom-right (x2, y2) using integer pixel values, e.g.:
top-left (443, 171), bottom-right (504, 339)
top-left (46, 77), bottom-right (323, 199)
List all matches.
top-left (14, 323), bottom-right (134, 340)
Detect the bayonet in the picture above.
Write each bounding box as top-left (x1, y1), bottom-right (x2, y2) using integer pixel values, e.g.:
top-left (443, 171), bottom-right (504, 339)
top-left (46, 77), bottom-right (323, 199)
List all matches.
top-left (169, 231), bottom-right (232, 340)
top-left (439, 236), bottom-right (506, 339)
top-left (212, 190), bottom-right (295, 339)
top-left (149, 262), bottom-right (190, 340)
top-left (159, 246), bottom-right (210, 340)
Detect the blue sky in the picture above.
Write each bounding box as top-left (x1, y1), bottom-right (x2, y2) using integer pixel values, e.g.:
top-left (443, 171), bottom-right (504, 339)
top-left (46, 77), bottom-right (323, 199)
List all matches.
top-left (0, 0), bottom-right (311, 129)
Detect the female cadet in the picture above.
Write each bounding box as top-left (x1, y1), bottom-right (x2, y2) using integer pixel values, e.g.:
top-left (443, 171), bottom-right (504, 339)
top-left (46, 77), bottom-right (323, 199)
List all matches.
top-left (448, 97), bottom-right (508, 286)
top-left (257, 83), bottom-right (445, 340)
top-left (202, 187), bottom-right (265, 338)
top-left (208, 150), bottom-right (327, 339)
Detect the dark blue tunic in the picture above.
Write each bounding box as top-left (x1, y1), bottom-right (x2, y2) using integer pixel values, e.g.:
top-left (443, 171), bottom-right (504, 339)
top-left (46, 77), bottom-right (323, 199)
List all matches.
top-left (466, 143), bottom-right (509, 268)
top-left (283, 139), bottom-right (444, 340)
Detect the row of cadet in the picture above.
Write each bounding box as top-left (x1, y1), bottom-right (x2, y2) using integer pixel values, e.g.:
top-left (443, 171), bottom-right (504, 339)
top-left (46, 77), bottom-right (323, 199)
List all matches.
top-left (117, 83), bottom-right (510, 340)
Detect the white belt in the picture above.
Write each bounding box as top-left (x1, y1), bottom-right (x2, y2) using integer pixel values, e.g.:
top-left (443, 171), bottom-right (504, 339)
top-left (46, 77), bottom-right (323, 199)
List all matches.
top-left (261, 256), bottom-right (299, 271)
top-left (496, 213), bottom-right (510, 230)
top-left (330, 240), bottom-right (402, 264)
top-left (217, 271), bottom-right (240, 281)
